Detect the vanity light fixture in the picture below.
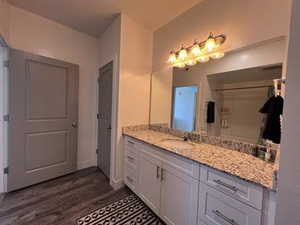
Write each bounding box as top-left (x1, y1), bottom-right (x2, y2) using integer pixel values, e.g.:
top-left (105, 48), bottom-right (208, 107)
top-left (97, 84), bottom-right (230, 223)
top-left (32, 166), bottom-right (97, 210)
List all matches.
top-left (168, 32), bottom-right (226, 68)
top-left (197, 55), bottom-right (210, 63)
top-left (210, 52), bottom-right (225, 59)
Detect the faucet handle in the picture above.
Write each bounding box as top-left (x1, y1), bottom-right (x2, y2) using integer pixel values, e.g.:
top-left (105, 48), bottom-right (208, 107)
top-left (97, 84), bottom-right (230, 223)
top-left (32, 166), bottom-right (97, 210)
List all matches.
top-left (182, 135), bottom-right (188, 142)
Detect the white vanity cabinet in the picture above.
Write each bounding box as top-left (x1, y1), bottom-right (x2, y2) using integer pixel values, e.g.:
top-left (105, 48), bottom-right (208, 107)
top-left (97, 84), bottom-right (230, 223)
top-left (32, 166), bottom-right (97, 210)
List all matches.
top-left (123, 135), bottom-right (276, 225)
top-left (124, 136), bottom-right (199, 225)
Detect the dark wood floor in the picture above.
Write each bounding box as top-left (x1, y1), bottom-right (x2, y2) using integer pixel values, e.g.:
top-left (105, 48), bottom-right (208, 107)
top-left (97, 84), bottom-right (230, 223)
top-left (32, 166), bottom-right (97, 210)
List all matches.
top-left (0, 167), bottom-right (131, 225)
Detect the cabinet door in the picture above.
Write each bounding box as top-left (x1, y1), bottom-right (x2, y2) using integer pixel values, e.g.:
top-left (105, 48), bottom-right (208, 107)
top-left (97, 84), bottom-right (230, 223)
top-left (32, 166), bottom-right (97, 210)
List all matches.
top-left (138, 150), bottom-right (162, 214)
top-left (160, 162), bottom-right (199, 225)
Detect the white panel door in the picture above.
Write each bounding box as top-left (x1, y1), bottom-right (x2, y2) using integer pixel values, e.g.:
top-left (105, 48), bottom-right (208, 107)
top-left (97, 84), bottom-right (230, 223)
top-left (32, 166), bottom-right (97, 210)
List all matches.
top-left (138, 150), bottom-right (162, 214)
top-left (8, 49), bottom-right (79, 191)
top-left (160, 162), bottom-right (199, 225)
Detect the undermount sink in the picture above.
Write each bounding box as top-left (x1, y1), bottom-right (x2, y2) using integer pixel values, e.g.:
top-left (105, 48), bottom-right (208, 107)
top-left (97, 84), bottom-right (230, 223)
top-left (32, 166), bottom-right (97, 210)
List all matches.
top-left (159, 139), bottom-right (194, 149)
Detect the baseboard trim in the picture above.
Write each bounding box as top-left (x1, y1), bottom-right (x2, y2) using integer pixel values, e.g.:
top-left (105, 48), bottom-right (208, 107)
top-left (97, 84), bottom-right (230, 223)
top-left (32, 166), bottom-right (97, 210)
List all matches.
top-left (77, 160), bottom-right (94, 170)
top-left (110, 177), bottom-right (124, 190)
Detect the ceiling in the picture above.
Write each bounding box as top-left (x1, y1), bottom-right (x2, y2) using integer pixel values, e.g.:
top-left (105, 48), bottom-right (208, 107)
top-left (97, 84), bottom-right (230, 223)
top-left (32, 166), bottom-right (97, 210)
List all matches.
top-left (7, 0), bottom-right (204, 38)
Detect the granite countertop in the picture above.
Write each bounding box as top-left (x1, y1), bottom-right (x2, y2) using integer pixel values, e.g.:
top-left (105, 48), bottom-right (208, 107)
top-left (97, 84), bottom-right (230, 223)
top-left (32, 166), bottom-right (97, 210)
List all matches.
top-left (123, 129), bottom-right (276, 190)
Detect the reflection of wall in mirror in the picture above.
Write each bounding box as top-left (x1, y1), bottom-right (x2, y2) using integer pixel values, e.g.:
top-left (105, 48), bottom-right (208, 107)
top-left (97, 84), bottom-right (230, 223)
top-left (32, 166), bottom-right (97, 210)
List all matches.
top-left (217, 81), bottom-right (271, 143)
top-left (150, 68), bottom-right (173, 126)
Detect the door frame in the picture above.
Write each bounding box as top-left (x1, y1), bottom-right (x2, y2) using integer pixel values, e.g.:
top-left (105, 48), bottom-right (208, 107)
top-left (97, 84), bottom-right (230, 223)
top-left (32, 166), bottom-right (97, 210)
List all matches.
top-left (0, 35), bottom-right (9, 193)
top-left (97, 61), bottom-right (113, 178)
top-left (95, 54), bottom-right (120, 189)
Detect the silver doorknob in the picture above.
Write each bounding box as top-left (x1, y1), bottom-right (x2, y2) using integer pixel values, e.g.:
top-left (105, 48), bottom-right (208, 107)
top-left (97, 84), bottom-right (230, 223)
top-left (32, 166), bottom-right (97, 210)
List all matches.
top-left (72, 122), bottom-right (78, 128)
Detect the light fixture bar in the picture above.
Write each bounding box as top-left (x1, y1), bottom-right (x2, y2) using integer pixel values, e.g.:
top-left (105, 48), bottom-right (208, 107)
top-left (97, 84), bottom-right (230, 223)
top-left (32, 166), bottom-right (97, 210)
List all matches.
top-left (168, 33), bottom-right (226, 68)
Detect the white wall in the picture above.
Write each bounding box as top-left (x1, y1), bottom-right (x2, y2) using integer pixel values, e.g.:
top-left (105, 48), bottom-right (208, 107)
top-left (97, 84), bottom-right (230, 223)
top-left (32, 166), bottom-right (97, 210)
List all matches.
top-left (152, 0), bottom-right (292, 72)
top-left (115, 13), bottom-right (153, 183)
top-left (97, 13), bottom-right (153, 187)
top-left (8, 6), bottom-right (101, 170)
top-left (276, 0), bottom-right (300, 224)
top-left (219, 85), bottom-right (269, 143)
top-left (119, 14), bottom-right (153, 128)
top-left (0, 0), bottom-right (10, 42)
top-left (150, 68), bottom-right (173, 126)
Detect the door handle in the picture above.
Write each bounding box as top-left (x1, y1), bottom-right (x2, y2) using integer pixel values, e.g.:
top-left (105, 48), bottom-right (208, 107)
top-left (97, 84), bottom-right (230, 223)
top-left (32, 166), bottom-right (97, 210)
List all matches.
top-left (107, 125), bottom-right (112, 130)
top-left (72, 122), bottom-right (78, 128)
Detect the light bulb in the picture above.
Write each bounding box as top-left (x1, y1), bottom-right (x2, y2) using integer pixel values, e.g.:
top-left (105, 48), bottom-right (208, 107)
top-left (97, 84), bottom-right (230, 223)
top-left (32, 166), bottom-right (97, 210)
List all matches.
top-left (168, 52), bottom-right (177, 64)
top-left (197, 55), bottom-right (210, 63)
top-left (178, 47), bottom-right (188, 61)
top-left (174, 61), bottom-right (186, 68)
top-left (186, 59), bottom-right (197, 66)
top-left (210, 52), bottom-right (225, 59)
top-left (191, 43), bottom-right (202, 57)
top-left (205, 37), bottom-right (216, 52)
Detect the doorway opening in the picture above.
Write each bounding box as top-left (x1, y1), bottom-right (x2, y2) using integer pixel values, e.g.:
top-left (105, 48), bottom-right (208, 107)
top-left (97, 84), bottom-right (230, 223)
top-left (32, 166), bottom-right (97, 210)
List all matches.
top-left (172, 85), bottom-right (198, 132)
top-left (97, 62), bottom-right (113, 179)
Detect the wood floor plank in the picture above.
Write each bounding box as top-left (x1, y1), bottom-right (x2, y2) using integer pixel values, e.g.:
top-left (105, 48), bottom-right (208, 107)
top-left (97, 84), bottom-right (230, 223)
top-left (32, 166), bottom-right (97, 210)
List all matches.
top-left (0, 167), bottom-right (129, 225)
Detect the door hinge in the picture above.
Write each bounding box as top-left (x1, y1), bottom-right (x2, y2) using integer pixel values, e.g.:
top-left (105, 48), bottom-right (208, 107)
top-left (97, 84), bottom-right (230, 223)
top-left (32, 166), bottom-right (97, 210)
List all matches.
top-left (4, 60), bottom-right (9, 68)
top-left (96, 149), bottom-right (99, 154)
top-left (97, 114), bottom-right (100, 119)
top-left (4, 167), bottom-right (9, 174)
top-left (3, 114), bottom-right (9, 122)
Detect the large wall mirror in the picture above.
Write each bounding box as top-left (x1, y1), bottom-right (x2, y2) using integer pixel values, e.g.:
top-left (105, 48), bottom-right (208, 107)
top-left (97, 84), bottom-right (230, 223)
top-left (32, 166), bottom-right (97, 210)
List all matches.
top-left (150, 39), bottom-right (286, 145)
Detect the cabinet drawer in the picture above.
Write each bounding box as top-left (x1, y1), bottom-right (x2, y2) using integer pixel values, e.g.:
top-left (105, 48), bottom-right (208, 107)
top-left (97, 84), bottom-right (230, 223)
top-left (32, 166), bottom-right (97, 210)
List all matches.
top-left (200, 166), bottom-right (263, 210)
top-left (124, 163), bottom-right (138, 191)
top-left (125, 136), bottom-right (140, 150)
top-left (199, 183), bottom-right (261, 225)
top-left (125, 145), bottom-right (138, 169)
top-left (141, 141), bottom-right (200, 179)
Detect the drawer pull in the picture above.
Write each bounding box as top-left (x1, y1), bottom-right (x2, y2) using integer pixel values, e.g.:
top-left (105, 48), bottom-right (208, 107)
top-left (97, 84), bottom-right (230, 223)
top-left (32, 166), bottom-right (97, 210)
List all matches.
top-left (128, 140), bottom-right (135, 145)
top-left (156, 166), bottom-right (160, 179)
top-left (126, 176), bottom-right (134, 184)
top-left (213, 210), bottom-right (239, 225)
top-left (213, 179), bottom-right (238, 192)
top-left (127, 156), bottom-right (135, 162)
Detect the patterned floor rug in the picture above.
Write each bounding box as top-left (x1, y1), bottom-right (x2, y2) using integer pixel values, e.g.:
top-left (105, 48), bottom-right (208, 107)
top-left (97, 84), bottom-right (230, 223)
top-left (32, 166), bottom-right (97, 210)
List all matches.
top-left (76, 194), bottom-right (165, 225)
